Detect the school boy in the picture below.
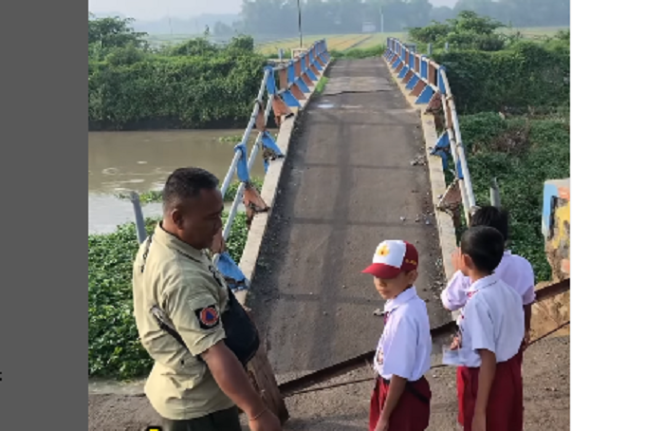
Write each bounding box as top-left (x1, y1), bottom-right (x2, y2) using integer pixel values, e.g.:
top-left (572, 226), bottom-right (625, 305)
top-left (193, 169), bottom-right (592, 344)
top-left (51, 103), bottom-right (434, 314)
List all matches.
top-left (362, 240), bottom-right (433, 431)
top-left (451, 226), bottom-right (525, 431)
top-left (442, 206), bottom-right (535, 350)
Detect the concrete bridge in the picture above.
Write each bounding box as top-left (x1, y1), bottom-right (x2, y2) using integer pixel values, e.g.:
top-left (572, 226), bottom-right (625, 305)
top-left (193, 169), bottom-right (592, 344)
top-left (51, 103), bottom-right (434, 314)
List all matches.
top-left (215, 38), bottom-right (472, 381)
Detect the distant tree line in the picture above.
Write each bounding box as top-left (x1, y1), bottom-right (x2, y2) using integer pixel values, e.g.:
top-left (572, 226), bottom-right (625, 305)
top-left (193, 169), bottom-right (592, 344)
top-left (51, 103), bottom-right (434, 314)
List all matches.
top-left (232, 0), bottom-right (569, 38)
top-left (433, 0), bottom-right (569, 28)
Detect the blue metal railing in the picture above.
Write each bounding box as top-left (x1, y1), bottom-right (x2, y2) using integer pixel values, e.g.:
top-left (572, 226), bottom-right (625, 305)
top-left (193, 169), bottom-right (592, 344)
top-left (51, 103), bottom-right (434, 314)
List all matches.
top-left (384, 37), bottom-right (476, 224)
top-left (214, 39), bottom-right (330, 292)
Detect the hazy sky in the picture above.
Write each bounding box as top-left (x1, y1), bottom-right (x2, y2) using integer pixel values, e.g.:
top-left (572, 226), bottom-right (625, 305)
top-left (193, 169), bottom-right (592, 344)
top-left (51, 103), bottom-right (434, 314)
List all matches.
top-left (89, 0), bottom-right (458, 21)
top-left (88, 0), bottom-right (244, 20)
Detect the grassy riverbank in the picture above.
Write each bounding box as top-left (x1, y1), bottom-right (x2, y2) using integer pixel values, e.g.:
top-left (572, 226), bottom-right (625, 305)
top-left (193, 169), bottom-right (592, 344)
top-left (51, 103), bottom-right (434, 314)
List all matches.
top-left (457, 110), bottom-right (570, 281)
top-left (88, 15), bottom-right (271, 130)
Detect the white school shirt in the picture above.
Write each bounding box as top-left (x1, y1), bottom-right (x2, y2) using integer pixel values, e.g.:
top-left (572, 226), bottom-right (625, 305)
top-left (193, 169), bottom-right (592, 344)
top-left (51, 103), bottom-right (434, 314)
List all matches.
top-left (373, 286), bottom-right (432, 381)
top-left (441, 251), bottom-right (536, 316)
top-left (457, 274), bottom-right (525, 368)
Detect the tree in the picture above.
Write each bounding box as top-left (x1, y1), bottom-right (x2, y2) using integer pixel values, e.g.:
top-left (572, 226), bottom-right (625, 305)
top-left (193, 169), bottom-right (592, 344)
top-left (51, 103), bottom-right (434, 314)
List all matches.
top-left (88, 14), bottom-right (147, 50)
top-left (409, 11), bottom-right (506, 51)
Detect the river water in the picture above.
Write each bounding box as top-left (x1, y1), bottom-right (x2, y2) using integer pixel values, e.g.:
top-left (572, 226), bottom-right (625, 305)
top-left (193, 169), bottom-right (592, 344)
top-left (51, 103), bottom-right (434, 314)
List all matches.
top-left (88, 129), bottom-right (271, 234)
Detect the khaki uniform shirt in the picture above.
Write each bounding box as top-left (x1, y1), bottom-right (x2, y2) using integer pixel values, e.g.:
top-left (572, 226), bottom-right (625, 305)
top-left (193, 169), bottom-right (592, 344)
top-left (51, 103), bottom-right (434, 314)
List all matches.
top-left (132, 223), bottom-right (234, 420)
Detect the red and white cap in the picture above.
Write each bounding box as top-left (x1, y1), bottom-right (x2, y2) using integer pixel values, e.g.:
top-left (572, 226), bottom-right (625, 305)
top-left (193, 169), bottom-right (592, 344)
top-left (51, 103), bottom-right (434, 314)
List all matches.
top-left (362, 240), bottom-right (419, 279)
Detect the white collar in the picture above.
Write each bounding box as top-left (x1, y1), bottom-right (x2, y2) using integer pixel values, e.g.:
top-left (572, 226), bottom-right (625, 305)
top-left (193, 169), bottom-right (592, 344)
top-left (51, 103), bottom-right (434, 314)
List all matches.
top-left (468, 274), bottom-right (500, 295)
top-left (384, 286), bottom-right (417, 313)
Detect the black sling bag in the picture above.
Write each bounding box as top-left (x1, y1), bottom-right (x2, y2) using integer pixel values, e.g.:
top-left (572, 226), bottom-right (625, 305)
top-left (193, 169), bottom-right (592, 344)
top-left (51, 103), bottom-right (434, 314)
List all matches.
top-left (142, 235), bottom-right (260, 368)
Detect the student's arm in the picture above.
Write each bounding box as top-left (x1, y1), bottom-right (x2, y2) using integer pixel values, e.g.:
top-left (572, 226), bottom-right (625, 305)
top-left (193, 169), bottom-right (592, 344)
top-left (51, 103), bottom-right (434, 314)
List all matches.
top-left (474, 349), bottom-right (497, 427)
top-left (521, 262), bottom-right (536, 346)
top-left (521, 302), bottom-right (533, 350)
top-left (523, 303), bottom-right (532, 334)
top-left (463, 298), bottom-right (497, 430)
top-left (377, 375), bottom-right (407, 427)
top-left (379, 316), bottom-right (420, 425)
top-left (441, 270), bottom-right (470, 311)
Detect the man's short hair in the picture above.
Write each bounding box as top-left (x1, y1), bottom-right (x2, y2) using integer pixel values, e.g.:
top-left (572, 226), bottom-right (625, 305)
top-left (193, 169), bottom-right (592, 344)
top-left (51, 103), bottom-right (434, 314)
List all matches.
top-left (162, 167), bottom-right (220, 211)
top-left (460, 225), bottom-right (505, 274)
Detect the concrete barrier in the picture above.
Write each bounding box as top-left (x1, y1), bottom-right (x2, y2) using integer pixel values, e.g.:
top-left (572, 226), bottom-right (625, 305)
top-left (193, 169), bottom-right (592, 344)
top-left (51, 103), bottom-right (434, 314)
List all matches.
top-left (382, 38), bottom-right (473, 291)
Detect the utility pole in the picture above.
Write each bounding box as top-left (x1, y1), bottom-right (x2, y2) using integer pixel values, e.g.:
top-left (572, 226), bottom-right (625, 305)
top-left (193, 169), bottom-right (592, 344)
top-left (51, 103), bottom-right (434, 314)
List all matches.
top-left (380, 6), bottom-right (384, 33)
top-left (297, 0), bottom-right (303, 47)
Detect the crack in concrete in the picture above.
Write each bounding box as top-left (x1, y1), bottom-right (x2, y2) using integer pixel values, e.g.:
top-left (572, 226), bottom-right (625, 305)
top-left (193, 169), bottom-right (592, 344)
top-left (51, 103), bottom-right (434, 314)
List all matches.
top-left (323, 89), bottom-right (392, 95)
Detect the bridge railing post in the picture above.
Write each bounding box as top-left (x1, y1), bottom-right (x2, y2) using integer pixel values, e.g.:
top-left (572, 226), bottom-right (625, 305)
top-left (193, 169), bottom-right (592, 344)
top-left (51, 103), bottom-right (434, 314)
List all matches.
top-left (129, 191), bottom-right (147, 244)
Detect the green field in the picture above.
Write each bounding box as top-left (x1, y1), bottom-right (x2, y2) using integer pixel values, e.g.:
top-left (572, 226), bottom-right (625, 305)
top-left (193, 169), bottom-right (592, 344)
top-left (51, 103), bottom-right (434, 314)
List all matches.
top-left (498, 26), bottom-right (568, 37)
top-left (352, 32), bottom-right (408, 49)
top-left (256, 35), bottom-right (323, 54)
top-left (256, 33), bottom-right (401, 54)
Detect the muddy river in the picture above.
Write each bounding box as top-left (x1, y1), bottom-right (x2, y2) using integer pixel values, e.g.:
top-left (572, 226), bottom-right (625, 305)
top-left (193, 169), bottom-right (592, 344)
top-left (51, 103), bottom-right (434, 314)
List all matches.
top-left (88, 129), bottom-right (271, 234)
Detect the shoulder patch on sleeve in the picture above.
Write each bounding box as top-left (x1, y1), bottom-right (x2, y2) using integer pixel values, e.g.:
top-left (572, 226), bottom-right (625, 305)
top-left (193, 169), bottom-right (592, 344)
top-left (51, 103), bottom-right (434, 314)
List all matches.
top-left (194, 304), bottom-right (220, 329)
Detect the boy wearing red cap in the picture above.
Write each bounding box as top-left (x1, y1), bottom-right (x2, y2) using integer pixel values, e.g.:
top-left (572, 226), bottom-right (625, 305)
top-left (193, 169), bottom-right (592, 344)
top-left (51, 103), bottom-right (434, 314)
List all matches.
top-left (363, 240), bottom-right (432, 431)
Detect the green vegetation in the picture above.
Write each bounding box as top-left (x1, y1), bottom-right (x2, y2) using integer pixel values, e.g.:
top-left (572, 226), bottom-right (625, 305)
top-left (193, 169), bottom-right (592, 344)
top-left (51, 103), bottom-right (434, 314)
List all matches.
top-left (218, 134), bottom-right (245, 143)
top-left (459, 112), bottom-right (569, 281)
top-left (412, 13), bottom-right (569, 281)
top-left (263, 40), bottom-right (387, 60)
top-left (89, 15), bottom-right (268, 130)
top-left (121, 190), bottom-right (162, 205)
top-left (315, 76), bottom-right (329, 94)
top-left (409, 12), bottom-right (569, 115)
top-left (89, 213), bottom-right (249, 379)
top-left (88, 12), bottom-right (567, 131)
top-left (258, 33), bottom-right (406, 56)
top-left (437, 38), bottom-right (569, 114)
top-left (408, 12), bottom-right (569, 116)
top-left (258, 35), bottom-right (328, 54)
top-left (224, 178), bottom-right (264, 200)
top-left (331, 44), bottom-right (387, 59)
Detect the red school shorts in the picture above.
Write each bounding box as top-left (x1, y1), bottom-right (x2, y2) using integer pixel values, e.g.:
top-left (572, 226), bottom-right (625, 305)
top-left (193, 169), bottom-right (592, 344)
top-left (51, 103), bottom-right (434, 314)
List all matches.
top-left (456, 353), bottom-right (523, 431)
top-left (369, 375), bottom-right (431, 431)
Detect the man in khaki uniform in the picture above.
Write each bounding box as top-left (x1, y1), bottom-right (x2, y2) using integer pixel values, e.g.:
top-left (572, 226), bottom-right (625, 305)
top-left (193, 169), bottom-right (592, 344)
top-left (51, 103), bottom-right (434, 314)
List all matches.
top-left (132, 167), bottom-right (281, 431)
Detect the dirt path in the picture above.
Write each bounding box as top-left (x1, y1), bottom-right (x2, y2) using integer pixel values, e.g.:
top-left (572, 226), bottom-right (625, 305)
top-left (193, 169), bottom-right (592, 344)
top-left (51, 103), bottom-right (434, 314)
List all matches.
top-left (88, 335), bottom-right (569, 430)
top-left (244, 57), bottom-right (449, 380)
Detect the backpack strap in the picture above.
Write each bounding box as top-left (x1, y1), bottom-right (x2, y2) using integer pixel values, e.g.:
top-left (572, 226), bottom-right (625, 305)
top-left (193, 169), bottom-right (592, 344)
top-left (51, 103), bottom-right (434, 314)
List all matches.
top-left (150, 305), bottom-right (206, 365)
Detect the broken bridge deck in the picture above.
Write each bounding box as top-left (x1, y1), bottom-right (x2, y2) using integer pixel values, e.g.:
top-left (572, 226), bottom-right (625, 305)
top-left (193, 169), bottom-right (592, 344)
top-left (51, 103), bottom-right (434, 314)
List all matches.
top-left (246, 57), bottom-right (452, 381)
